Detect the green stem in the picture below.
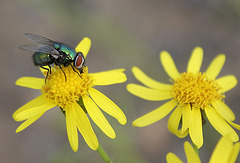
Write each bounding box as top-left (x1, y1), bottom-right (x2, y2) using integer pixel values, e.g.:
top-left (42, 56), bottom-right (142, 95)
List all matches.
top-left (192, 143), bottom-right (199, 155)
top-left (97, 144), bottom-right (113, 163)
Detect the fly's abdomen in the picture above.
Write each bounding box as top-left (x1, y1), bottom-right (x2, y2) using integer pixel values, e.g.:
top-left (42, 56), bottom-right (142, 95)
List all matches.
top-left (33, 52), bottom-right (53, 66)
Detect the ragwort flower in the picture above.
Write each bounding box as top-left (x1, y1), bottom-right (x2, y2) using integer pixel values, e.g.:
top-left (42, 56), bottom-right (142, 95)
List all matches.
top-left (13, 37), bottom-right (127, 152)
top-left (166, 136), bottom-right (240, 163)
top-left (127, 47), bottom-right (240, 148)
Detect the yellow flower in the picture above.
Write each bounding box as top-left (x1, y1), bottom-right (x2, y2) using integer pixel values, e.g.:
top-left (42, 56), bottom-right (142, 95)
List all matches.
top-left (127, 47), bottom-right (240, 148)
top-left (13, 37), bottom-right (127, 152)
top-left (166, 136), bottom-right (240, 163)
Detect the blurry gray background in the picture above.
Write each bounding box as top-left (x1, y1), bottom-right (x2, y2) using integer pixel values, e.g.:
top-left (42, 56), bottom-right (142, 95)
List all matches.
top-left (1, 0), bottom-right (240, 162)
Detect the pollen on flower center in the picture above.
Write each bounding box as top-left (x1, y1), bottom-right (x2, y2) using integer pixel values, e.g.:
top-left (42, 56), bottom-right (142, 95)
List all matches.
top-left (171, 72), bottom-right (225, 109)
top-left (41, 65), bottom-right (94, 109)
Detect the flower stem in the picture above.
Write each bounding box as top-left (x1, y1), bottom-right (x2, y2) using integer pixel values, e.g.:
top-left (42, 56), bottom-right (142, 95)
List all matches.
top-left (192, 143), bottom-right (199, 155)
top-left (97, 144), bottom-right (113, 163)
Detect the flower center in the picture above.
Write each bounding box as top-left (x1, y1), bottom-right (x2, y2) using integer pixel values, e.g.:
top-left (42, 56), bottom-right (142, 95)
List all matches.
top-left (41, 66), bottom-right (94, 109)
top-left (171, 72), bottom-right (225, 109)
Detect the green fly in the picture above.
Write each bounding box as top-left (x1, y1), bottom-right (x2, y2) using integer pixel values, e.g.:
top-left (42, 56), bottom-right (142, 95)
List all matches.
top-left (19, 33), bottom-right (85, 81)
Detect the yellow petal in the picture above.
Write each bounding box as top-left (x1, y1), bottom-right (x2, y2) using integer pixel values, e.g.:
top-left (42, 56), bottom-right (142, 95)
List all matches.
top-left (127, 84), bottom-right (172, 101)
top-left (226, 120), bottom-right (240, 130)
top-left (160, 51), bottom-right (180, 80)
top-left (209, 136), bottom-right (233, 163)
top-left (212, 100), bottom-right (235, 121)
top-left (205, 105), bottom-right (239, 142)
top-left (88, 88), bottom-right (126, 125)
top-left (205, 54), bottom-right (226, 79)
top-left (65, 106), bottom-right (78, 152)
top-left (228, 142), bottom-right (240, 163)
top-left (181, 104), bottom-right (191, 134)
top-left (132, 66), bottom-right (172, 90)
top-left (216, 75), bottom-right (238, 93)
top-left (91, 69), bottom-right (127, 85)
top-left (166, 153), bottom-right (183, 163)
top-left (14, 98), bottom-right (56, 121)
top-left (168, 106), bottom-right (188, 138)
top-left (75, 37), bottom-right (91, 58)
top-left (189, 108), bottom-right (203, 148)
top-left (184, 141), bottom-right (201, 163)
top-left (73, 102), bottom-right (99, 150)
top-left (13, 95), bottom-right (52, 121)
top-left (187, 47), bottom-right (203, 74)
top-left (16, 113), bottom-right (44, 133)
top-left (83, 95), bottom-right (116, 139)
top-left (133, 100), bottom-right (177, 127)
top-left (15, 77), bottom-right (44, 89)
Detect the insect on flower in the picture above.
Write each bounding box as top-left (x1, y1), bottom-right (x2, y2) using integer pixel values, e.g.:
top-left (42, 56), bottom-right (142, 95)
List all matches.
top-left (13, 36), bottom-right (127, 152)
top-left (19, 33), bottom-right (85, 81)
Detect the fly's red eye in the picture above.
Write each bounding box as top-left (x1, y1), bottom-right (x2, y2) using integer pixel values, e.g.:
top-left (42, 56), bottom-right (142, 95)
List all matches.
top-left (75, 55), bottom-right (84, 68)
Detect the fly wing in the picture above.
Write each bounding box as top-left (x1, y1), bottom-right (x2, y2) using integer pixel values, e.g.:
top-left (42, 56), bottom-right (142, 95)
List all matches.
top-left (23, 33), bottom-right (54, 44)
top-left (19, 44), bottom-right (59, 55)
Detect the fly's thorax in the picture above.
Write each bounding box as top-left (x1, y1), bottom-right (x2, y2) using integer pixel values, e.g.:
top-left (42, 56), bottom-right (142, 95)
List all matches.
top-left (54, 43), bottom-right (76, 60)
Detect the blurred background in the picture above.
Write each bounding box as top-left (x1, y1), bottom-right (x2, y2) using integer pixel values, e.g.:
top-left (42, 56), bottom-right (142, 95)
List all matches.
top-left (1, 0), bottom-right (240, 162)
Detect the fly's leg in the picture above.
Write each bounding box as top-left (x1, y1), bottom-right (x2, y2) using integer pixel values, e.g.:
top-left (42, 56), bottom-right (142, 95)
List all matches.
top-left (40, 66), bottom-right (51, 83)
top-left (49, 65), bottom-right (51, 74)
top-left (69, 63), bottom-right (82, 79)
top-left (58, 65), bottom-right (67, 82)
top-left (53, 58), bottom-right (67, 82)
